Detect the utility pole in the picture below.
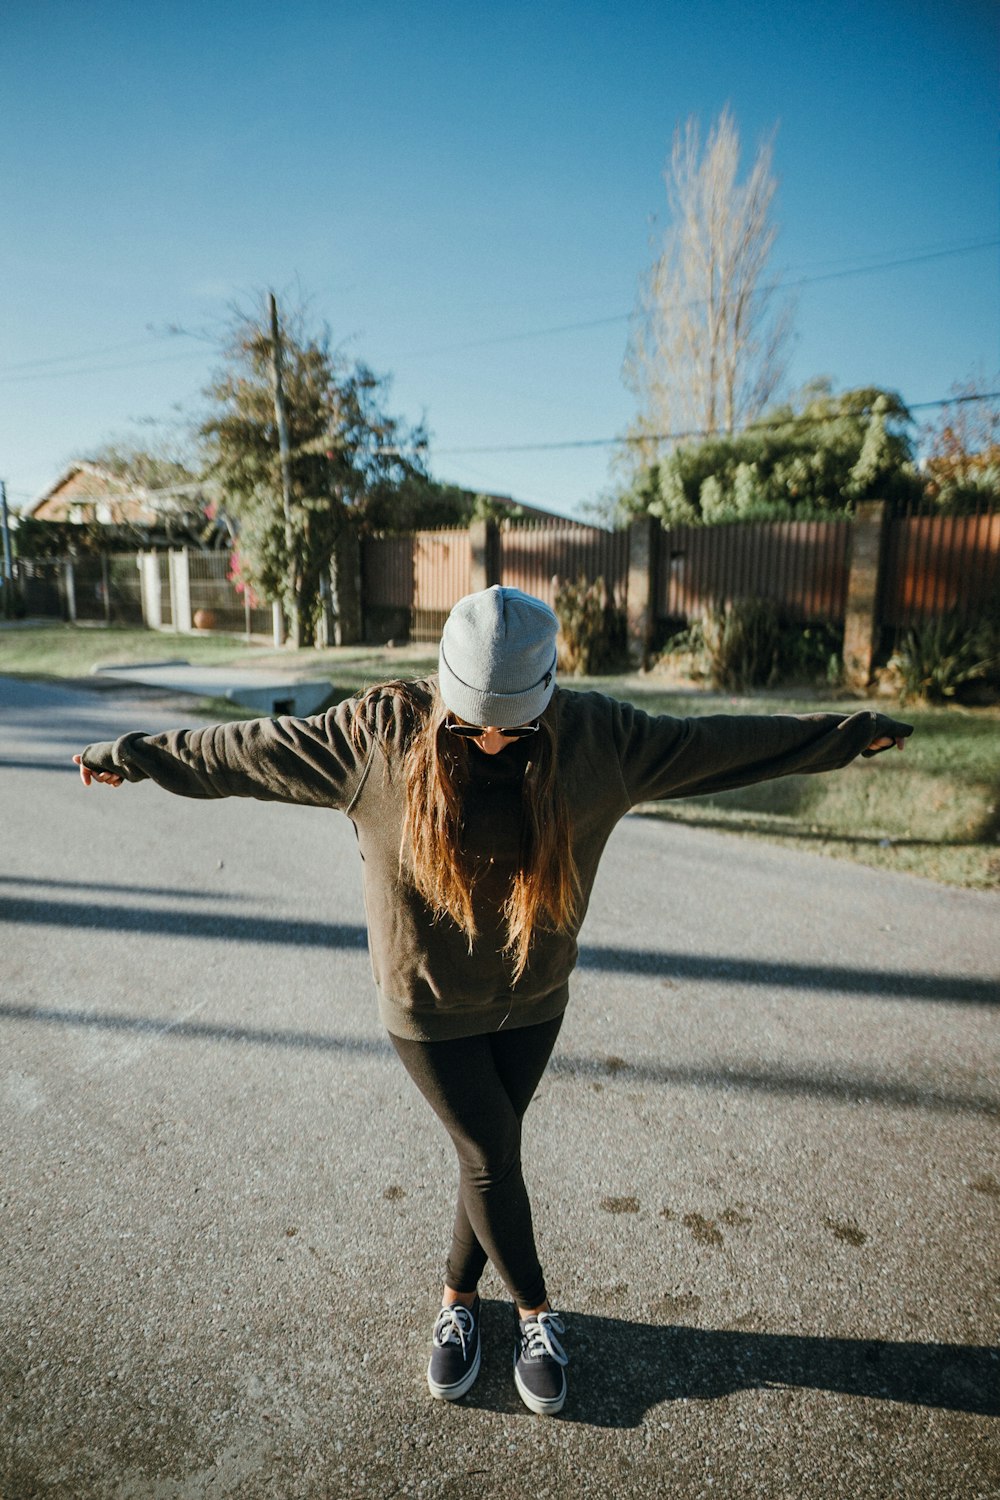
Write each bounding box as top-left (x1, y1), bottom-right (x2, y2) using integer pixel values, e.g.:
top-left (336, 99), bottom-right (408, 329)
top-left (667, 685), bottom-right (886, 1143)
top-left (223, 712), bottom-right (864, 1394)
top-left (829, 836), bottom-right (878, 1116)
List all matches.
top-left (1, 480), bottom-right (14, 619)
top-left (268, 291), bottom-right (300, 649)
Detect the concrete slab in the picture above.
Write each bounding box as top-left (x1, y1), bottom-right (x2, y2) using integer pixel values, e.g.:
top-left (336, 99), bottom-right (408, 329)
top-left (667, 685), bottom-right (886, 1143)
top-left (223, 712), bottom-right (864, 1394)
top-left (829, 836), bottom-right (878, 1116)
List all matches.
top-left (90, 660), bottom-right (335, 717)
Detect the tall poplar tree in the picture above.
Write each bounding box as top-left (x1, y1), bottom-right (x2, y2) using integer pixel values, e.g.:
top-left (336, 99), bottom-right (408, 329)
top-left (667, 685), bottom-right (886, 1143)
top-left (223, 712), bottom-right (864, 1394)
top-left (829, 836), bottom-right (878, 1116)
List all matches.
top-left (623, 108), bottom-right (794, 466)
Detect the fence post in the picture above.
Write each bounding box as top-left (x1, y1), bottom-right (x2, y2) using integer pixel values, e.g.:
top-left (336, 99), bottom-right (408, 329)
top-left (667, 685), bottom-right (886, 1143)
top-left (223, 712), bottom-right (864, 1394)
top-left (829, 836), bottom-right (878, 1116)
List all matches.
top-left (469, 519), bottom-right (499, 592)
top-left (139, 552), bottom-right (162, 629)
top-left (272, 601), bottom-right (285, 647)
top-left (169, 549), bottom-right (192, 632)
top-left (842, 501), bottom-right (887, 691)
top-left (63, 558), bottom-right (77, 623)
top-left (626, 517), bottom-right (657, 667)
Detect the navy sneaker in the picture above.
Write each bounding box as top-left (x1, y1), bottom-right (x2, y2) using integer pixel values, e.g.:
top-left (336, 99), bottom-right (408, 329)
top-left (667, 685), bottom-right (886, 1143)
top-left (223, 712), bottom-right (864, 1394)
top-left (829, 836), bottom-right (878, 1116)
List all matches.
top-left (513, 1309), bottom-right (568, 1415)
top-left (427, 1297), bottom-right (481, 1401)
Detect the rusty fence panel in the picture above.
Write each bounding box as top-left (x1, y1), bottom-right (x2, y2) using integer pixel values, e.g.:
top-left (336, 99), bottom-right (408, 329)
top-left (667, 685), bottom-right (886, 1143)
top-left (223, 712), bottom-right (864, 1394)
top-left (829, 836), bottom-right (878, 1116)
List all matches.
top-left (362, 529), bottom-right (472, 642)
top-left (361, 506), bottom-right (999, 646)
top-left (412, 528), bottom-right (473, 641)
top-left (362, 534), bottom-right (415, 608)
top-left (881, 510), bottom-right (1000, 628)
top-left (360, 533), bottom-right (414, 643)
top-left (499, 519), bottom-right (629, 610)
top-left (655, 519), bottom-right (851, 625)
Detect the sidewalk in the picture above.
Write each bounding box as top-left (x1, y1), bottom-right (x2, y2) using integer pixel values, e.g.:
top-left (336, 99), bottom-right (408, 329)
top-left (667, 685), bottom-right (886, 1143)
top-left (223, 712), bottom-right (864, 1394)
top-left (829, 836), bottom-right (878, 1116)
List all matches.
top-left (90, 660), bottom-right (336, 717)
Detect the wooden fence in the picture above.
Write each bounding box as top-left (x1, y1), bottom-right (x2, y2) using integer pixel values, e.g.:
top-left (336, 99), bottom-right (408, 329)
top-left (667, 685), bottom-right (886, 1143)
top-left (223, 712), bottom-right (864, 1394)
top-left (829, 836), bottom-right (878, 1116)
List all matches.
top-left (362, 506), bottom-right (998, 644)
top-left (361, 527), bottom-right (472, 642)
top-left (14, 502), bottom-right (999, 679)
top-left (881, 510), bottom-right (1000, 627)
top-left (360, 519), bottom-right (630, 640)
top-left (498, 518), bottom-right (630, 612)
top-left (655, 519), bottom-right (851, 625)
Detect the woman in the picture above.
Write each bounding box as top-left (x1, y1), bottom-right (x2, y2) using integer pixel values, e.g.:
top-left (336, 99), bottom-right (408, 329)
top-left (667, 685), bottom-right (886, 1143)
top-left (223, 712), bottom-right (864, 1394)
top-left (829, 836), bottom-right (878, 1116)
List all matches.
top-left (75, 585), bottom-right (911, 1417)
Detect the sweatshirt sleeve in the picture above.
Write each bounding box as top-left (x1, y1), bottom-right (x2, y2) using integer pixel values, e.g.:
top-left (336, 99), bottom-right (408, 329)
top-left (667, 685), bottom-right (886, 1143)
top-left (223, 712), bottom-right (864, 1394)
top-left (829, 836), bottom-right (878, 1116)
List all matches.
top-left (79, 697), bottom-right (373, 811)
top-left (615, 701), bottom-right (913, 806)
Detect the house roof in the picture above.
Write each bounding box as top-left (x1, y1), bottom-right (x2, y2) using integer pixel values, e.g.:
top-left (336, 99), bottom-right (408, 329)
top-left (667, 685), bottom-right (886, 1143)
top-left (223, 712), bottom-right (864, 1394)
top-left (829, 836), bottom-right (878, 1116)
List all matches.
top-left (26, 462), bottom-right (209, 521)
top-left (24, 462), bottom-right (126, 516)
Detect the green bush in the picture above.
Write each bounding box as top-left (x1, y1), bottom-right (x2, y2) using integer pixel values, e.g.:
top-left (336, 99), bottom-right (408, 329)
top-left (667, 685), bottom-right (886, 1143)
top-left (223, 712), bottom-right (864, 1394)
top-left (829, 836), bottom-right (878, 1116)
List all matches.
top-left (661, 602), bottom-right (842, 691)
top-left (889, 612), bottom-right (1000, 704)
top-left (778, 620), bottom-right (843, 688)
top-left (688, 597), bottom-right (784, 691)
top-left (554, 575), bottom-right (627, 676)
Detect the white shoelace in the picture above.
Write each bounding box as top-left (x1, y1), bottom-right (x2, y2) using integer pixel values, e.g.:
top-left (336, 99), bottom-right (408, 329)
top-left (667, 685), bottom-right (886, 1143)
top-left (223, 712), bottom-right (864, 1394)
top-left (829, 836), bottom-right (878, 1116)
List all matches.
top-left (432, 1304), bottom-right (475, 1356)
top-left (520, 1311), bottom-right (568, 1366)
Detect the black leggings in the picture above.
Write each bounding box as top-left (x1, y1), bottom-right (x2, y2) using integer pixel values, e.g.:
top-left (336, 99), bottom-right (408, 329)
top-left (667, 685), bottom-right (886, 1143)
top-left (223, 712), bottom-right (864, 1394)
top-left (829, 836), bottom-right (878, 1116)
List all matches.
top-left (390, 1013), bottom-right (563, 1310)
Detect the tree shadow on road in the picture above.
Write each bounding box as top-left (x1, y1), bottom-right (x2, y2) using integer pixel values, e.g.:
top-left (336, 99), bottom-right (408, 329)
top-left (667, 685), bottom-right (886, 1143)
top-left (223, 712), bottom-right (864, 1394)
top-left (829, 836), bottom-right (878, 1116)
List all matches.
top-left (2, 886), bottom-right (995, 1006)
top-left (0, 1000), bottom-right (995, 1118)
top-left (466, 1304), bottom-right (999, 1427)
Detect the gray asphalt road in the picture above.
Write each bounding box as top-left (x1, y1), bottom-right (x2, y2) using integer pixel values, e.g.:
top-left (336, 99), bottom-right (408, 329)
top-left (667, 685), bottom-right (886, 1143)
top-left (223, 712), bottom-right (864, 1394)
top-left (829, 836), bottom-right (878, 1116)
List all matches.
top-left (1, 675), bottom-right (998, 1500)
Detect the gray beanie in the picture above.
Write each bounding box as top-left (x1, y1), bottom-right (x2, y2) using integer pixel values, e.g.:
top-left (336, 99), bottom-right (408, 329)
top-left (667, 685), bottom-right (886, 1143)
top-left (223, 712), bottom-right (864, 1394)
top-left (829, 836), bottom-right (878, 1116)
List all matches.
top-left (438, 585), bottom-right (559, 727)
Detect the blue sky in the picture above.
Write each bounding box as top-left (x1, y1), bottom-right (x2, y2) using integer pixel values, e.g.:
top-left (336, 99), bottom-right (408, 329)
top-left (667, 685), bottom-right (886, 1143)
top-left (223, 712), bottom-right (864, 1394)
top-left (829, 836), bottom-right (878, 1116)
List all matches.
top-left (1, 0), bottom-right (997, 518)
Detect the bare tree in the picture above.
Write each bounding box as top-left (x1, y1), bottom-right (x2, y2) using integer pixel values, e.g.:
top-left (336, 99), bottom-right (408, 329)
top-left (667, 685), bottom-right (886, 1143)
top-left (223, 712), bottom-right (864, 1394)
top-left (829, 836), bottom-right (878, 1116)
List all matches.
top-left (623, 107), bottom-right (794, 463)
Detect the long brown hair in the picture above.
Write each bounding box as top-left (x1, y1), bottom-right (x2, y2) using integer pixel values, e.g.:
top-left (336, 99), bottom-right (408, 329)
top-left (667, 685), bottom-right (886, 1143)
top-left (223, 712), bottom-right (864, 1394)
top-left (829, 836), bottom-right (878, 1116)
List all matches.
top-left (354, 680), bottom-right (579, 981)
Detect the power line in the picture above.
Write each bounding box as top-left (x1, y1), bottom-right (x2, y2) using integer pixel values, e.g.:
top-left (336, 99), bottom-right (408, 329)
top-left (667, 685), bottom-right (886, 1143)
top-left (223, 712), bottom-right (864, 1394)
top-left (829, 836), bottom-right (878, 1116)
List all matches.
top-left (432, 391), bottom-right (1000, 457)
top-left (1, 237), bottom-right (995, 382)
top-left (1, 335), bottom-right (172, 375)
top-left (0, 349), bottom-right (211, 387)
top-left (401, 238), bottom-right (1000, 359)
top-left (783, 238), bottom-right (1000, 289)
top-left (0, 323), bottom-right (223, 377)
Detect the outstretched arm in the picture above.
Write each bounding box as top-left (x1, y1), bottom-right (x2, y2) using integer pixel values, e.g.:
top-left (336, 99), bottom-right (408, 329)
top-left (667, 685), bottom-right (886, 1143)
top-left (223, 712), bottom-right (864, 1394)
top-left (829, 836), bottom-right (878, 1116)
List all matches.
top-left (74, 700), bottom-right (374, 812)
top-left (615, 703), bottom-right (913, 806)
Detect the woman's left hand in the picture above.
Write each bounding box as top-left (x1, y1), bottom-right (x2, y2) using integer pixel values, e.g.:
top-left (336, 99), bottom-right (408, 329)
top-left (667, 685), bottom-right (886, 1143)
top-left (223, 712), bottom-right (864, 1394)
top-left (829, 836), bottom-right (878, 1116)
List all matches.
top-left (73, 754), bottom-right (123, 788)
top-left (869, 735), bottom-right (907, 752)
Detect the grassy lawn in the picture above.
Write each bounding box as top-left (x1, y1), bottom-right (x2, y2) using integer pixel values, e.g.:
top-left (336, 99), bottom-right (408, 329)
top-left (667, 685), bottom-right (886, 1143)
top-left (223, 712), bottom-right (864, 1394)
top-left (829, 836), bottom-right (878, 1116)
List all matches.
top-left (0, 622), bottom-right (438, 687)
top-left (4, 622), bottom-right (998, 890)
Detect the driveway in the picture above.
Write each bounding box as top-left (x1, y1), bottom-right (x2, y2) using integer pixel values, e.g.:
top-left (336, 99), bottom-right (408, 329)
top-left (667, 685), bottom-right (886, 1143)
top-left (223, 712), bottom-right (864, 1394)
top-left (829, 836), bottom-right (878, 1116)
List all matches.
top-left (1, 676), bottom-right (997, 1498)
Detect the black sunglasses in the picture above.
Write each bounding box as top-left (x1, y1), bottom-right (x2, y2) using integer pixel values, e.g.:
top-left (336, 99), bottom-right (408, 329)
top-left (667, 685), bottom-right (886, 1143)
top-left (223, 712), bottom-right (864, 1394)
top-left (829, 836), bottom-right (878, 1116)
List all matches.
top-left (445, 719), bottom-right (540, 739)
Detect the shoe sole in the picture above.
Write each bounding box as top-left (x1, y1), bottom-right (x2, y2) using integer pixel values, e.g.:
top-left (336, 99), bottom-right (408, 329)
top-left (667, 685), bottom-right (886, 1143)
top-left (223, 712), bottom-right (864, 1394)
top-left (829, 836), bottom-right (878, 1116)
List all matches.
top-left (427, 1341), bottom-right (481, 1401)
top-left (513, 1360), bottom-right (566, 1416)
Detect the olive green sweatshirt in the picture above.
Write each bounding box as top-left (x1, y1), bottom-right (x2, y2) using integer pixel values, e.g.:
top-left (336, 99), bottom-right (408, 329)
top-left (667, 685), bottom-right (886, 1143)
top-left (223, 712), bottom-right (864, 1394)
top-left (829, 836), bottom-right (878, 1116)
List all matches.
top-left (82, 684), bottom-right (911, 1041)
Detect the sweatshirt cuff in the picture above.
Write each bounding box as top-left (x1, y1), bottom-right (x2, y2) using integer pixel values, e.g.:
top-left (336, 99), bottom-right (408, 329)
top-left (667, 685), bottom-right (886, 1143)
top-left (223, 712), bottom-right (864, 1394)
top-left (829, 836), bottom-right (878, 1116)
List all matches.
top-left (860, 713), bottom-right (914, 758)
top-left (81, 734), bottom-right (150, 782)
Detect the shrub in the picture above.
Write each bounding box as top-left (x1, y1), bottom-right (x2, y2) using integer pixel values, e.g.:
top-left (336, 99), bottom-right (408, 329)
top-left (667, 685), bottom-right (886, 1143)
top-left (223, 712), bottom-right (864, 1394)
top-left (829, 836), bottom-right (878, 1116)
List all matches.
top-left (778, 620), bottom-right (844, 688)
top-left (660, 602), bottom-right (842, 691)
top-left (691, 597), bottom-right (784, 691)
top-left (554, 575), bottom-right (628, 675)
top-left (888, 612), bottom-right (1000, 704)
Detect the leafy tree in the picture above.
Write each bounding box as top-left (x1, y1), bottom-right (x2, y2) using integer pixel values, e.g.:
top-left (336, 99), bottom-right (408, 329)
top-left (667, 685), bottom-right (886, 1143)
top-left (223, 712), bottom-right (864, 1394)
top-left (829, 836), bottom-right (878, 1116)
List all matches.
top-left (80, 439), bottom-right (212, 545)
top-left (83, 438), bottom-right (197, 493)
top-left (919, 375), bottom-right (1000, 512)
top-left (623, 107), bottom-right (795, 468)
top-left (360, 475), bottom-right (486, 533)
top-left (199, 296), bottom-right (431, 646)
top-left (17, 438), bottom-right (208, 554)
top-left (615, 381), bottom-right (921, 525)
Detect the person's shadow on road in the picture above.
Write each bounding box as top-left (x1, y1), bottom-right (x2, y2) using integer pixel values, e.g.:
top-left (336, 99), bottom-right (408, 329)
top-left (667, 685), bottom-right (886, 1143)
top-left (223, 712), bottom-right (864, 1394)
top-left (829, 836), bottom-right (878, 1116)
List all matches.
top-left (464, 1305), bottom-right (998, 1426)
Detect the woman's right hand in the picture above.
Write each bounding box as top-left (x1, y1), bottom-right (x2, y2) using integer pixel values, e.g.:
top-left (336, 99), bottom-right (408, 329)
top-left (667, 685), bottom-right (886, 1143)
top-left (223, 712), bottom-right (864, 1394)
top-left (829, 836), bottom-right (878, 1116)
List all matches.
top-left (73, 754), bottom-right (123, 789)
